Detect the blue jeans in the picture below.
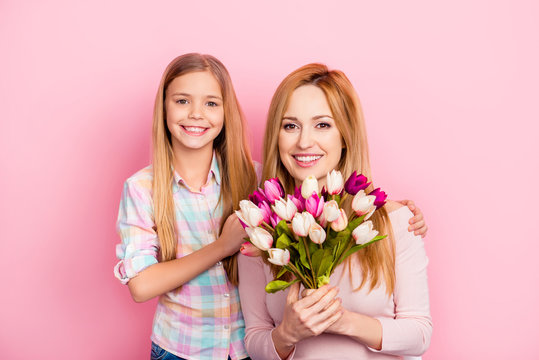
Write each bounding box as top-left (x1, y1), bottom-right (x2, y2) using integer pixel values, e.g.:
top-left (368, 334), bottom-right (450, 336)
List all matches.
top-left (150, 342), bottom-right (249, 360)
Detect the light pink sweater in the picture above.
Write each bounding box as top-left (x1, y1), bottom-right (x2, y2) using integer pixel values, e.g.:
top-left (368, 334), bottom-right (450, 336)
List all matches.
top-left (238, 207), bottom-right (432, 360)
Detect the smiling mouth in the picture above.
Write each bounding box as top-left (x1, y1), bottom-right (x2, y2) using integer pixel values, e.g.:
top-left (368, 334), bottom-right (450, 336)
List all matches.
top-left (293, 155), bottom-right (322, 167)
top-left (181, 126), bottom-right (208, 136)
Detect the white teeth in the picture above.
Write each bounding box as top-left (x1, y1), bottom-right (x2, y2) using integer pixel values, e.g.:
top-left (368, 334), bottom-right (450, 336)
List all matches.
top-left (294, 155), bottom-right (322, 162)
top-left (184, 126), bottom-right (206, 133)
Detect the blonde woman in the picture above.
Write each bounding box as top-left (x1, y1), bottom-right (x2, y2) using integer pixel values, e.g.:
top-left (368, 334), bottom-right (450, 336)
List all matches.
top-left (238, 64), bottom-right (432, 359)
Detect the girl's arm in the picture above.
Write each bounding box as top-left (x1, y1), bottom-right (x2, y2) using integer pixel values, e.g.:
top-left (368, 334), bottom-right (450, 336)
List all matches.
top-left (128, 214), bottom-right (245, 302)
top-left (397, 200), bottom-right (428, 237)
top-left (115, 175), bottom-right (246, 302)
top-left (325, 204), bottom-right (432, 356)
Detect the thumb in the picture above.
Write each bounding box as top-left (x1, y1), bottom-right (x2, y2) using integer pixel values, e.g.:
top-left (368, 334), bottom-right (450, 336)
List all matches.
top-left (286, 282), bottom-right (300, 304)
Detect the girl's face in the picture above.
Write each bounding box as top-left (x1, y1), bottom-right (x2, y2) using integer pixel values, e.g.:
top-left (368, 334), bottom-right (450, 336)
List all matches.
top-left (165, 71), bottom-right (224, 154)
top-left (278, 85), bottom-right (343, 188)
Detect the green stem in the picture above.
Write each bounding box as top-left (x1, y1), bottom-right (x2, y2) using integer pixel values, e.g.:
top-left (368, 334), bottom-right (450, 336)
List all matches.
top-left (301, 236), bottom-right (317, 288)
top-left (287, 262), bottom-right (313, 288)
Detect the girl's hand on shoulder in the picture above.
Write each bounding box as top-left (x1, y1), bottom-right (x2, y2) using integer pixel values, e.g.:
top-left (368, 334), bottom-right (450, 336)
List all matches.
top-left (217, 214), bottom-right (247, 257)
top-left (272, 283), bottom-right (343, 355)
top-left (398, 200), bottom-right (428, 238)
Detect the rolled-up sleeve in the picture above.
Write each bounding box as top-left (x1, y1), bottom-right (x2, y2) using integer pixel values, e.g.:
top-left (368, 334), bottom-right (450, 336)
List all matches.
top-left (114, 178), bottom-right (159, 284)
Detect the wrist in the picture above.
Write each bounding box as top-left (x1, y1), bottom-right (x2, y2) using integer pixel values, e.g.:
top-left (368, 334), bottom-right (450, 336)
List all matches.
top-left (272, 325), bottom-right (295, 355)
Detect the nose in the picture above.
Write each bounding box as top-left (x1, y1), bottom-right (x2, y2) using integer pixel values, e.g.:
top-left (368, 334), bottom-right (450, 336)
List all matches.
top-left (297, 127), bottom-right (314, 149)
top-left (188, 102), bottom-right (203, 120)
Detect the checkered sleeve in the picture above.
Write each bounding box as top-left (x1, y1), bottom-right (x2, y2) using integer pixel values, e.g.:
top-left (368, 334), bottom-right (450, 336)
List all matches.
top-left (114, 175), bottom-right (159, 284)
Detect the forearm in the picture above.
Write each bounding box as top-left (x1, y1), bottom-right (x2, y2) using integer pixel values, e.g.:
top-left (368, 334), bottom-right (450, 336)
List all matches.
top-left (128, 241), bottom-right (228, 302)
top-left (271, 326), bottom-right (295, 359)
top-left (335, 310), bottom-right (383, 350)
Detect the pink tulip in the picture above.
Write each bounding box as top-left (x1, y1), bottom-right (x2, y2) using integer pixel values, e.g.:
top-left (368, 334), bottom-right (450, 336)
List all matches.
top-left (240, 242), bottom-right (262, 257)
top-left (305, 192), bottom-right (325, 218)
top-left (369, 188), bottom-right (388, 209)
top-left (263, 178), bottom-right (284, 204)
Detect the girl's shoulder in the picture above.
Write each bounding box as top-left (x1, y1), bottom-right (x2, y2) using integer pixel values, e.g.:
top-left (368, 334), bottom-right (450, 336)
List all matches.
top-left (124, 165), bottom-right (153, 192)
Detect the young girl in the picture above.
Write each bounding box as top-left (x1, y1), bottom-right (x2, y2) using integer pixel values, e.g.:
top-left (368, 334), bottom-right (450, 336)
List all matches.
top-left (114, 54), bottom-right (429, 360)
top-left (237, 63), bottom-right (432, 359)
top-left (114, 53), bottom-right (257, 360)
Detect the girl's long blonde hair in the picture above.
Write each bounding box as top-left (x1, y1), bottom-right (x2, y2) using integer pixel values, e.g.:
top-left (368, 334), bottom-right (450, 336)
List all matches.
top-left (152, 53), bottom-right (257, 283)
top-left (262, 63), bottom-right (396, 294)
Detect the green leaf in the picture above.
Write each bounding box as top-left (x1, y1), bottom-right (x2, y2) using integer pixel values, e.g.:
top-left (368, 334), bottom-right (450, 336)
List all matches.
top-left (347, 215), bottom-right (366, 231)
top-left (338, 235), bottom-right (387, 265)
top-left (275, 220), bottom-right (293, 238)
top-left (318, 250), bottom-right (333, 277)
top-left (265, 279), bottom-right (300, 293)
top-left (297, 239), bottom-right (311, 269)
top-left (311, 249), bottom-right (324, 275)
top-left (275, 233), bottom-right (292, 249)
top-left (276, 266), bottom-right (288, 279)
top-left (316, 275), bottom-right (330, 287)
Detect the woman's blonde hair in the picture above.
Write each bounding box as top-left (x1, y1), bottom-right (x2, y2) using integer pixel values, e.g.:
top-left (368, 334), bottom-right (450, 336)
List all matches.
top-left (152, 53), bottom-right (257, 283)
top-left (262, 63), bottom-right (396, 294)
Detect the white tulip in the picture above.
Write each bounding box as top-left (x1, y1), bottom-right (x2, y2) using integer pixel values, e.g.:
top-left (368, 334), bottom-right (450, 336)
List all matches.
top-left (267, 248), bottom-right (290, 266)
top-left (326, 170), bottom-right (344, 195)
top-left (330, 208), bottom-right (348, 232)
top-left (323, 200), bottom-right (340, 222)
top-left (301, 175), bottom-right (319, 199)
top-left (245, 227), bottom-right (273, 251)
top-left (272, 197), bottom-right (298, 222)
top-left (308, 222), bottom-right (326, 244)
top-left (351, 190), bottom-right (377, 219)
top-left (352, 220), bottom-right (379, 245)
top-left (236, 200), bottom-right (264, 228)
top-left (291, 212), bottom-right (316, 237)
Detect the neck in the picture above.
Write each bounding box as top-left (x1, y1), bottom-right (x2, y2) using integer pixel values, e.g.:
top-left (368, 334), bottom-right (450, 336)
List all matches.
top-left (172, 145), bottom-right (214, 192)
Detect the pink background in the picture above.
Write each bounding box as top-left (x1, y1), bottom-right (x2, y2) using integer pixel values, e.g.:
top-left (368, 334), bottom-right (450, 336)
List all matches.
top-left (1, 0), bottom-right (538, 359)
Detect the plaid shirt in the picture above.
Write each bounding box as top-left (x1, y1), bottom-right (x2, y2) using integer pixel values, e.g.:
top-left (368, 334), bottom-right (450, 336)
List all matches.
top-left (114, 154), bottom-right (248, 360)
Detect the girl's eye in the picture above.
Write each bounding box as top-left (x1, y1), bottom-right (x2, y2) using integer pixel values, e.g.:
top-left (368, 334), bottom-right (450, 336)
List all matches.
top-left (316, 122), bottom-right (331, 129)
top-left (206, 101), bottom-right (218, 107)
top-left (176, 99), bottom-right (188, 104)
top-left (283, 123), bottom-right (298, 131)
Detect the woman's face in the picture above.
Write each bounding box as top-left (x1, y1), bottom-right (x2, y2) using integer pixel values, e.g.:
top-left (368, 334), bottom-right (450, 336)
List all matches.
top-left (278, 85), bottom-right (343, 188)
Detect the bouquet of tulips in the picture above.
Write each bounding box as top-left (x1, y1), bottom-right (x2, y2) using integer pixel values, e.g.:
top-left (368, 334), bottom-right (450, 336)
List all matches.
top-left (236, 170), bottom-right (388, 293)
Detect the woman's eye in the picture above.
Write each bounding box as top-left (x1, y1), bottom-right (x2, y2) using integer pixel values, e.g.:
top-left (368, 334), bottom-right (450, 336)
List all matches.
top-left (206, 101), bottom-right (218, 107)
top-left (316, 122), bottom-right (331, 129)
top-left (176, 99), bottom-right (188, 104)
top-left (283, 123), bottom-right (298, 130)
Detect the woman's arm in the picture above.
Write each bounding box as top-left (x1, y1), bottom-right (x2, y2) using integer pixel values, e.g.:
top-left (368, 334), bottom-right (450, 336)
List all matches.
top-left (325, 206), bottom-right (432, 356)
top-left (238, 256), bottom-right (343, 360)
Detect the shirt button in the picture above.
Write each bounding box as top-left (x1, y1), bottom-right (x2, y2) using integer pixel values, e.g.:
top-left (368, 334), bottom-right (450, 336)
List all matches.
top-left (224, 293), bottom-right (230, 297)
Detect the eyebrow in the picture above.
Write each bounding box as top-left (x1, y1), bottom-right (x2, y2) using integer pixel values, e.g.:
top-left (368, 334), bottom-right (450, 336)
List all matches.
top-left (170, 92), bottom-right (222, 100)
top-left (282, 115), bottom-right (334, 121)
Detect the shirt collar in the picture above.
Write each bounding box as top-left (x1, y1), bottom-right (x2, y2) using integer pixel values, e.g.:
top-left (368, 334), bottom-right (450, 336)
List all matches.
top-left (172, 152), bottom-right (221, 193)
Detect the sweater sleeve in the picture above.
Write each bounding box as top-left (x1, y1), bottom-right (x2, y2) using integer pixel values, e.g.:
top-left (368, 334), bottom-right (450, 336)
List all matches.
top-left (375, 208), bottom-right (433, 356)
top-left (238, 254), bottom-right (296, 360)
